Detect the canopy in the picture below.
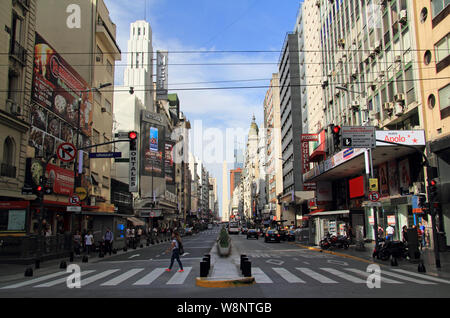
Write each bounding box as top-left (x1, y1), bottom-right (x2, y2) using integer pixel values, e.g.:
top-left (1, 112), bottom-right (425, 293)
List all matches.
top-left (127, 217), bottom-right (145, 226)
top-left (308, 210), bottom-right (350, 217)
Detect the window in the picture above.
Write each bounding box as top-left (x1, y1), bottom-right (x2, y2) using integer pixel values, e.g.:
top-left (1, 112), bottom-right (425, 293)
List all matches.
top-left (106, 60), bottom-right (113, 74)
top-left (104, 99), bottom-right (111, 113)
top-left (404, 67), bottom-right (415, 105)
top-left (439, 84), bottom-right (450, 113)
top-left (1, 137), bottom-right (16, 178)
top-left (96, 45), bottom-right (103, 63)
top-left (435, 34), bottom-right (450, 63)
top-left (431, 0), bottom-right (450, 18)
top-left (93, 129), bottom-right (100, 146)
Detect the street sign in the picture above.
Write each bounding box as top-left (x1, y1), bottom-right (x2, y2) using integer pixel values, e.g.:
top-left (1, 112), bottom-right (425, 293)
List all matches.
top-left (341, 126), bottom-right (376, 149)
top-left (69, 194), bottom-right (81, 205)
top-left (89, 152), bottom-right (122, 159)
top-left (115, 132), bottom-right (130, 139)
top-left (115, 158), bottom-right (130, 163)
top-left (75, 187), bottom-right (87, 200)
top-left (67, 206), bottom-right (81, 212)
top-left (57, 142), bottom-right (77, 162)
top-left (368, 191), bottom-right (381, 202)
top-left (369, 178), bottom-right (379, 192)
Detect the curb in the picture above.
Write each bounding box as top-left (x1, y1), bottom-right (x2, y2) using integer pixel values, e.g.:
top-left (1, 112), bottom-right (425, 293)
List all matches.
top-left (195, 277), bottom-right (255, 288)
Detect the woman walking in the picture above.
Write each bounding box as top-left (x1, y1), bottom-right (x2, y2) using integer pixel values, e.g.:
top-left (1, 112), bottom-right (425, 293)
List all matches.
top-left (165, 232), bottom-right (184, 272)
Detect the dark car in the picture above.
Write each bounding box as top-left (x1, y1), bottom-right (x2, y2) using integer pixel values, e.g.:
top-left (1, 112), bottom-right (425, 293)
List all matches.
top-left (278, 229), bottom-right (288, 241)
top-left (264, 230), bottom-right (281, 243)
top-left (247, 229), bottom-right (259, 240)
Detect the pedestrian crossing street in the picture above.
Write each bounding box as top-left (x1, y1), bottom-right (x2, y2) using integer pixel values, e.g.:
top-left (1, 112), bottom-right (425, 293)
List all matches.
top-left (1, 266), bottom-right (449, 290)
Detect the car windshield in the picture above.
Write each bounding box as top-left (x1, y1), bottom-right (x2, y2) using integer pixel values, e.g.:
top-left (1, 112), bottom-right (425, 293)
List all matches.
top-left (248, 229), bottom-right (256, 232)
top-left (268, 230), bottom-right (277, 234)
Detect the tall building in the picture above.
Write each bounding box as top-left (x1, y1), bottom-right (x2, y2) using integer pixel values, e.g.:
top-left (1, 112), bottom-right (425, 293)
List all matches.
top-left (0, 0), bottom-right (37, 236)
top-left (263, 73), bottom-right (283, 223)
top-left (222, 161), bottom-right (229, 222)
top-left (242, 116), bottom-right (259, 221)
top-left (234, 147), bottom-right (244, 169)
top-left (229, 168), bottom-right (242, 199)
top-left (303, 0), bottom-right (428, 245)
top-left (412, 0), bottom-right (450, 247)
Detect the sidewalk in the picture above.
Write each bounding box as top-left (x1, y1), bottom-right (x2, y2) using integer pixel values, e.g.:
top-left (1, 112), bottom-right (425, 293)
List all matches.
top-left (296, 241), bottom-right (450, 279)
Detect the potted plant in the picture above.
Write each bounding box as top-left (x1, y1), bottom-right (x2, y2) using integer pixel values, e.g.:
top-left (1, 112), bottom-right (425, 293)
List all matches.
top-left (217, 227), bottom-right (231, 256)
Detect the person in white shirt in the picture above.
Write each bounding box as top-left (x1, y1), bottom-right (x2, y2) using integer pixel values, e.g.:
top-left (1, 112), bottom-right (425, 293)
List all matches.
top-left (386, 225), bottom-right (395, 241)
top-left (85, 231), bottom-right (94, 255)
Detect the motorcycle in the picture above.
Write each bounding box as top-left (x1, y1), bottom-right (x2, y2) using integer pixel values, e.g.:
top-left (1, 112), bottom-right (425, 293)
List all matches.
top-left (320, 233), bottom-right (350, 250)
top-left (372, 240), bottom-right (408, 261)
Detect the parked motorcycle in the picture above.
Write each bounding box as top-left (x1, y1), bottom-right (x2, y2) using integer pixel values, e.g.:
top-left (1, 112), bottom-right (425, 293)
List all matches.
top-left (372, 240), bottom-right (408, 261)
top-left (320, 233), bottom-right (350, 250)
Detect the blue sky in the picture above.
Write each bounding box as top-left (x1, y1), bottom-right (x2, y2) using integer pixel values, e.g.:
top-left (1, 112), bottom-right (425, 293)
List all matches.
top-left (105, 0), bottom-right (302, 216)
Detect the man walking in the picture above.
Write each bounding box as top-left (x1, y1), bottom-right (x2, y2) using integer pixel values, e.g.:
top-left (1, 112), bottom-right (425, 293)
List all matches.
top-left (386, 224), bottom-right (395, 242)
top-left (104, 228), bottom-right (114, 256)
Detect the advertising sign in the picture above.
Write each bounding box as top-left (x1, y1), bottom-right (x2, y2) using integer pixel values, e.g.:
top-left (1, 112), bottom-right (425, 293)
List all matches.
top-left (301, 140), bottom-right (310, 174)
top-left (412, 196), bottom-right (424, 214)
top-left (387, 215), bottom-right (396, 226)
top-left (165, 141), bottom-right (175, 184)
top-left (376, 130), bottom-right (426, 146)
top-left (156, 51), bottom-right (168, 100)
top-left (30, 33), bottom-right (93, 155)
top-left (398, 159), bottom-right (411, 191)
top-left (388, 160), bottom-right (400, 196)
top-left (45, 163), bottom-right (74, 196)
top-left (378, 163), bottom-right (389, 197)
top-left (142, 122), bottom-right (165, 178)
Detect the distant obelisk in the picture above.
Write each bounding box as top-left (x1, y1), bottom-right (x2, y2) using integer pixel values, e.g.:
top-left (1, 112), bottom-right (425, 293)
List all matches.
top-left (222, 161), bottom-right (229, 222)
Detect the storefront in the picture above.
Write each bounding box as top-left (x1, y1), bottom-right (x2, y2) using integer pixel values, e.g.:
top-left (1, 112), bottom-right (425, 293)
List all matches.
top-left (308, 210), bottom-right (350, 245)
top-left (0, 201), bottom-right (29, 234)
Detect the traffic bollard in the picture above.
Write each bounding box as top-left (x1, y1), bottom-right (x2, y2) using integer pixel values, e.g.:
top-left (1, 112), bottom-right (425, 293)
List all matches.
top-left (35, 259), bottom-right (40, 269)
top-left (69, 252), bottom-right (74, 262)
top-left (25, 267), bottom-right (33, 277)
top-left (200, 261), bottom-right (209, 277)
top-left (82, 256), bottom-right (88, 263)
top-left (240, 256), bottom-right (248, 272)
top-left (202, 257), bottom-right (210, 272)
top-left (204, 254), bottom-right (211, 268)
top-left (242, 260), bottom-right (252, 277)
top-left (60, 261), bottom-right (67, 269)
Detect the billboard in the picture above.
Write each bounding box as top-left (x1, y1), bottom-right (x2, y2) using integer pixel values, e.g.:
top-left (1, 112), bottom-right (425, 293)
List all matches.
top-left (156, 51), bottom-right (168, 100)
top-left (165, 141), bottom-right (175, 184)
top-left (30, 33), bottom-right (93, 157)
top-left (141, 122), bottom-right (165, 178)
top-left (45, 163), bottom-right (75, 196)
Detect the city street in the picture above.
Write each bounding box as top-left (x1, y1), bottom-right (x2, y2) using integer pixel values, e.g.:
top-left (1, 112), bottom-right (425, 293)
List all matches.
top-left (1, 229), bottom-right (449, 298)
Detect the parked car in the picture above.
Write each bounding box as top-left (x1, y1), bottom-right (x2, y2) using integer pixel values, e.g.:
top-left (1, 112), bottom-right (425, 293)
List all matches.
top-left (247, 229), bottom-right (259, 240)
top-left (241, 227), bottom-right (248, 235)
top-left (264, 230), bottom-right (281, 243)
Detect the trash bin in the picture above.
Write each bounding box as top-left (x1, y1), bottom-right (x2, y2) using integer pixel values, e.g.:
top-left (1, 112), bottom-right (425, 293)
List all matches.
top-left (437, 232), bottom-right (447, 252)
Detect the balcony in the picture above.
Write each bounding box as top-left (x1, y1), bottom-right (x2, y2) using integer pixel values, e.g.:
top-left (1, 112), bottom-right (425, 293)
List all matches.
top-left (1, 163), bottom-right (17, 178)
top-left (9, 40), bottom-right (26, 65)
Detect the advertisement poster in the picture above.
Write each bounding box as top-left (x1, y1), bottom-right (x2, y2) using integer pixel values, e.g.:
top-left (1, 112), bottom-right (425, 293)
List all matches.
top-left (7, 210), bottom-right (26, 231)
top-left (165, 141), bottom-right (175, 184)
top-left (45, 163), bottom-right (74, 196)
top-left (388, 160), bottom-right (400, 196)
top-left (398, 159), bottom-right (411, 191)
top-left (378, 163), bottom-right (389, 197)
top-left (156, 51), bottom-right (168, 100)
top-left (387, 215), bottom-right (396, 226)
top-left (31, 33), bottom-right (93, 140)
top-left (142, 123), bottom-right (165, 178)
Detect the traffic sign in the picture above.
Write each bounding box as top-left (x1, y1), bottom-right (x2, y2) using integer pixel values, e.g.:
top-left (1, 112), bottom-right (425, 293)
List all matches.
top-left (369, 191), bottom-right (381, 202)
top-left (369, 178), bottom-right (379, 192)
top-left (67, 206), bottom-right (81, 212)
top-left (75, 187), bottom-right (87, 200)
top-left (69, 194), bottom-right (81, 205)
top-left (57, 142), bottom-right (77, 162)
top-left (341, 126), bottom-right (376, 149)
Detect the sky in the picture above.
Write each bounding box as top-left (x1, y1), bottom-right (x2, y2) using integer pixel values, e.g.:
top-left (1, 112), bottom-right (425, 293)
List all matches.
top-left (104, 0), bottom-right (302, 217)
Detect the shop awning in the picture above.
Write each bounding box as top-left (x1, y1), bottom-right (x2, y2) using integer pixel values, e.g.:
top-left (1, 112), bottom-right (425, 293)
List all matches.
top-left (127, 217), bottom-right (145, 226)
top-left (308, 210), bottom-right (350, 217)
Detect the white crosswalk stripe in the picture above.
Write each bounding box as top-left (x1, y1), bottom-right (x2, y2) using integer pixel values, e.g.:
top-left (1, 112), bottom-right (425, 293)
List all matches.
top-left (133, 268), bottom-right (167, 285)
top-left (272, 268), bottom-right (305, 283)
top-left (166, 267), bottom-right (192, 285)
top-left (1, 271), bottom-right (69, 289)
top-left (320, 268), bottom-right (366, 283)
top-left (295, 268), bottom-right (338, 283)
top-left (81, 269), bottom-right (120, 287)
top-left (390, 269), bottom-right (450, 284)
top-left (252, 267), bottom-right (273, 283)
top-left (34, 270), bottom-right (96, 288)
top-left (372, 270), bottom-right (436, 285)
top-left (345, 268), bottom-right (403, 284)
top-left (101, 269), bottom-right (145, 286)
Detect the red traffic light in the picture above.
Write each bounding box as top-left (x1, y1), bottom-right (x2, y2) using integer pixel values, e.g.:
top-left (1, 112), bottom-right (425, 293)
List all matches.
top-left (430, 180), bottom-right (437, 186)
top-left (333, 125), bottom-right (341, 134)
top-left (36, 186), bottom-right (43, 191)
top-left (128, 131), bottom-right (137, 140)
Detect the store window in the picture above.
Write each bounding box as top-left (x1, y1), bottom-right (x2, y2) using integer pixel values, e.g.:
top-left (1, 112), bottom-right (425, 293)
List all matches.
top-left (0, 204), bottom-right (27, 232)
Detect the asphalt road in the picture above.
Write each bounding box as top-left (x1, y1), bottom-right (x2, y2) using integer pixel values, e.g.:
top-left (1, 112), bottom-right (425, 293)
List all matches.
top-left (0, 229), bottom-right (449, 298)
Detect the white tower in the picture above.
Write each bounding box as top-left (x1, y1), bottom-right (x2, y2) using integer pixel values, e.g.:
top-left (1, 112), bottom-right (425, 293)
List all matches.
top-left (123, 20), bottom-right (153, 110)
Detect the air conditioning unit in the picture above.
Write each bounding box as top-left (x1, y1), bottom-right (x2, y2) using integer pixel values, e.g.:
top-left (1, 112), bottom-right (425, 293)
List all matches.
top-left (374, 41), bottom-right (382, 53)
top-left (316, 0), bottom-right (320, 8)
top-left (101, 107), bottom-right (107, 113)
top-left (395, 55), bottom-right (402, 63)
top-left (394, 103), bottom-right (404, 116)
top-left (322, 77), bottom-right (328, 88)
top-left (338, 38), bottom-right (345, 48)
top-left (369, 81), bottom-right (377, 91)
top-left (394, 93), bottom-right (405, 103)
top-left (96, 55), bottom-right (102, 62)
top-left (399, 10), bottom-right (407, 24)
top-left (369, 47), bottom-right (376, 58)
top-left (378, 71), bottom-right (385, 82)
top-left (363, 52), bottom-right (370, 63)
top-left (351, 101), bottom-right (360, 111)
top-left (351, 67), bottom-right (358, 79)
top-left (335, 90), bottom-right (341, 97)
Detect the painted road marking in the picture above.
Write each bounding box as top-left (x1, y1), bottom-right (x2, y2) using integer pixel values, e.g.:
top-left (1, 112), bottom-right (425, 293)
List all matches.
top-left (1, 271), bottom-right (69, 289)
top-left (272, 268), bottom-right (305, 283)
top-left (166, 267), bottom-right (192, 285)
top-left (80, 269), bottom-right (120, 287)
top-left (320, 268), bottom-right (366, 283)
top-left (345, 268), bottom-right (403, 284)
top-left (34, 270), bottom-right (96, 288)
top-left (296, 268), bottom-right (338, 284)
top-left (381, 270), bottom-right (437, 285)
top-left (252, 267), bottom-right (273, 283)
top-left (390, 269), bottom-right (450, 284)
top-left (133, 268), bottom-right (165, 285)
top-left (101, 269), bottom-right (145, 286)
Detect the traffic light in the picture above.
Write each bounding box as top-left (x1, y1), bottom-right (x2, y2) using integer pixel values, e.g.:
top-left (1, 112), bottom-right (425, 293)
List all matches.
top-left (33, 185), bottom-right (44, 202)
top-left (128, 131), bottom-right (138, 151)
top-left (428, 178), bottom-right (439, 203)
top-left (331, 124), bottom-right (341, 150)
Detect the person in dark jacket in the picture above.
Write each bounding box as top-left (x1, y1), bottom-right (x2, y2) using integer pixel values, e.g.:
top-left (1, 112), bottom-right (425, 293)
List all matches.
top-left (401, 225), bottom-right (408, 244)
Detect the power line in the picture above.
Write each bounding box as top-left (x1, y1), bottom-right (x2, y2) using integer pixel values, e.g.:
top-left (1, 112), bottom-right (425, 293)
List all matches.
top-left (6, 77), bottom-right (450, 94)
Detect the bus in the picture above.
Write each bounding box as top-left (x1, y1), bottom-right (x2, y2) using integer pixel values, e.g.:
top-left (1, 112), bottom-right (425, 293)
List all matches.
top-left (228, 221), bottom-right (240, 234)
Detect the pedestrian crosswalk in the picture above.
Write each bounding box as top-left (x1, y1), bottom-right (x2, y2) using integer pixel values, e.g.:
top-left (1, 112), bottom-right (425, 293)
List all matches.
top-left (1, 265), bottom-right (449, 290)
